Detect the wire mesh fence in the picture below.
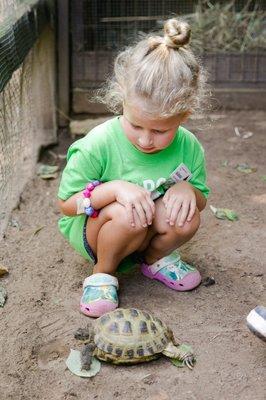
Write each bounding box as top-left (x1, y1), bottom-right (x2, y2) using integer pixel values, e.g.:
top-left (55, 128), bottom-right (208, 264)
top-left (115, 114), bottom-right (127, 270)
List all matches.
top-left (71, 0), bottom-right (266, 97)
top-left (0, 2), bottom-right (56, 237)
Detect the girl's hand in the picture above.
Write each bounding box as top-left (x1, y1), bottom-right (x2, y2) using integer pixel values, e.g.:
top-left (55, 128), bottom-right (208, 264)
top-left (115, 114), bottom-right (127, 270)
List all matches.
top-left (115, 181), bottom-right (155, 227)
top-left (162, 182), bottom-right (196, 227)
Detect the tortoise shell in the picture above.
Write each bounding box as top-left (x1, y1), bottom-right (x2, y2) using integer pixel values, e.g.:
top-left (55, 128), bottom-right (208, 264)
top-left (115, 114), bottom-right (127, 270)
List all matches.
top-left (94, 308), bottom-right (172, 360)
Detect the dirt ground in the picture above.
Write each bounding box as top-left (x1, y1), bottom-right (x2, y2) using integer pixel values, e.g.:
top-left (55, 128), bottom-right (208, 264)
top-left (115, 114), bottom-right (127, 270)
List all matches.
top-left (0, 111), bottom-right (265, 400)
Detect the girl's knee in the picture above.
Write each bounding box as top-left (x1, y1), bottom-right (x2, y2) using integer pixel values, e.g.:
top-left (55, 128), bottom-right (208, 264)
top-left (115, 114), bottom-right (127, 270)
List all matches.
top-left (173, 208), bottom-right (200, 236)
top-left (158, 207), bottom-right (200, 238)
top-left (152, 198), bottom-right (200, 236)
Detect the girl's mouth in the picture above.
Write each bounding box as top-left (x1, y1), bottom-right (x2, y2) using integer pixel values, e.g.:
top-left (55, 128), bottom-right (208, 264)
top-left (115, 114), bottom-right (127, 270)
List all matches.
top-left (137, 145), bottom-right (155, 152)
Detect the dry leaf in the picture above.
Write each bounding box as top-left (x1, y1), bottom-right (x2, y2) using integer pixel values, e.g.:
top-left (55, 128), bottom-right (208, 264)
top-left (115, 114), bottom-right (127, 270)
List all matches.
top-left (0, 265), bottom-right (9, 277)
top-left (66, 349), bottom-right (101, 378)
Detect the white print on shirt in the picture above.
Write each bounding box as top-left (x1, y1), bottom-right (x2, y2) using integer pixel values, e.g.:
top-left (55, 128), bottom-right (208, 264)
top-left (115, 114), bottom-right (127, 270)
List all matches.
top-left (143, 177), bottom-right (167, 192)
top-left (142, 163), bottom-right (193, 200)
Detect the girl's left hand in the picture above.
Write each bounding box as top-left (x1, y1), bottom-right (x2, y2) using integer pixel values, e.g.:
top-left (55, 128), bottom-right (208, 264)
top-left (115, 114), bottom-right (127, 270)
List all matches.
top-left (162, 182), bottom-right (196, 227)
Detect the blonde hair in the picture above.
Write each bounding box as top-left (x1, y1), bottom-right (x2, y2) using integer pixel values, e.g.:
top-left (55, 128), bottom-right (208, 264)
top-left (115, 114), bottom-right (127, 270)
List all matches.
top-left (96, 18), bottom-right (209, 118)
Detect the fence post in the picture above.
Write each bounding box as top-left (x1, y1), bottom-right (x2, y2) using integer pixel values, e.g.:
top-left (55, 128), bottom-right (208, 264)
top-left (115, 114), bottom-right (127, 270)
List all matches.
top-left (57, 0), bottom-right (70, 127)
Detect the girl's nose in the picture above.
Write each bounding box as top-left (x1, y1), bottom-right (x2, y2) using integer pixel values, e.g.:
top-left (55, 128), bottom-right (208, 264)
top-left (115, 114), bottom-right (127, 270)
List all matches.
top-left (138, 132), bottom-right (153, 147)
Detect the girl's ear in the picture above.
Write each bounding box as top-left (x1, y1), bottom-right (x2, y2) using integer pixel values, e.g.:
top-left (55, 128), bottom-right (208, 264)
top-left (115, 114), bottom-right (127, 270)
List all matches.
top-left (181, 111), bottom-right (191, 122)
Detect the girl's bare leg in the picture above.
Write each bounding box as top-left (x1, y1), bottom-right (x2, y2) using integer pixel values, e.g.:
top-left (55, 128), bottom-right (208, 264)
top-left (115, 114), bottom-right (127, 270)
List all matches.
top-left (86, 202), bottom-right (148, 275)
top-left (138, 197), bottom-right (200, 264)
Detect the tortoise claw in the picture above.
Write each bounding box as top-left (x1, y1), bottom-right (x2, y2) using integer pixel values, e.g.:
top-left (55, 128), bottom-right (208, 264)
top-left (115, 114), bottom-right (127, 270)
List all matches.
top-left (185, 356), bottom-right (195, 369)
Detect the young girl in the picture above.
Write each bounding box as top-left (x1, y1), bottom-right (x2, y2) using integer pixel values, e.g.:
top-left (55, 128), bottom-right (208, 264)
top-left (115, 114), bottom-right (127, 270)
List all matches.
top-left (58, 18), bottom-right (210, 318)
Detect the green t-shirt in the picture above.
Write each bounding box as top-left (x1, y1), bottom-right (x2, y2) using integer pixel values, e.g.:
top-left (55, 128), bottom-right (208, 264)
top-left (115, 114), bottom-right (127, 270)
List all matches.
top-left (58, 116), bottom-right (210, 260)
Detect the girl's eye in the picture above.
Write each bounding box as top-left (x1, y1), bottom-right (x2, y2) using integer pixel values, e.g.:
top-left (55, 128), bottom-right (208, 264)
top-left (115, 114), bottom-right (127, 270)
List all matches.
top-left (153, 130), bottom-right (167, 134)
top-left (131, 124), bottom-right (141, 129)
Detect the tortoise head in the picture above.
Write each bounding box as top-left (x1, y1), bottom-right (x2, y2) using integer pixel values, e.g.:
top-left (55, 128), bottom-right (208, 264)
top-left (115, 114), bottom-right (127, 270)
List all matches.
top-left (74, 322), bottom-right (95, 343)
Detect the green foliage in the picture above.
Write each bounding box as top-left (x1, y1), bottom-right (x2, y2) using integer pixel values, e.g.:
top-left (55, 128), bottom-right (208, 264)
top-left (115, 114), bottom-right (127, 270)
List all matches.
top-left (186, 1), bottom-right (266, 53)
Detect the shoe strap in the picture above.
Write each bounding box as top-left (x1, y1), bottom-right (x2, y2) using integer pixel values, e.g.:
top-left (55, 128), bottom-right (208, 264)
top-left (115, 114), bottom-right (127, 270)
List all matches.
top-left (147, 252), bottom-right (181, 275)
top-left (83, 273), bottom-right (119, 289)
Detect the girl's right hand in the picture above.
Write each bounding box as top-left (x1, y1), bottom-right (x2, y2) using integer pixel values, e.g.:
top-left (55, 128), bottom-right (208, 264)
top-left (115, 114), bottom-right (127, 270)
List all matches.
top-left (114, 181), bottom-right (155, 227)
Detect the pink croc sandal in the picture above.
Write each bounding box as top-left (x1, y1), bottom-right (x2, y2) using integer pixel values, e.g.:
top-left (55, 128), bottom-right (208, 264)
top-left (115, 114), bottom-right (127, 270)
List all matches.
top-left (80, 273), bottom-right (119, 318)
top-left (141, 251), bottom-right (201, 291)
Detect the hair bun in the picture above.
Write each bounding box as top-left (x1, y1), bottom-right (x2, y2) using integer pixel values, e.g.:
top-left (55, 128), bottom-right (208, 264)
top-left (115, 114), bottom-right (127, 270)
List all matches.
top-left (164, 19), bottom-right (191, 49)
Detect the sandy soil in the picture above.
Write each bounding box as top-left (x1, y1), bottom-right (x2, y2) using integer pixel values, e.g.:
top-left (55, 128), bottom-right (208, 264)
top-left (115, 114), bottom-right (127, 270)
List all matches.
top-left (0, 111), bottom-right (265, 400)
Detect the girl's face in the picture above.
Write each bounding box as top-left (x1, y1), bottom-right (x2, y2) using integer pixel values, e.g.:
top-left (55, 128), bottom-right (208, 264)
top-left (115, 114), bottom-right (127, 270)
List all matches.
top-left (121, 101), bottom-right (188, 154)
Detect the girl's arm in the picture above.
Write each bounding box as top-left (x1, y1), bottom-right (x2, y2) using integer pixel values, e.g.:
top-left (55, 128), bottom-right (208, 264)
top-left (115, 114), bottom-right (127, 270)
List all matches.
top-left (58, 180), bottom-right (155, 228)
top-left (58, 181), bottom-right (119, 216)
top-left (193, 186), bottom-right (207, 211)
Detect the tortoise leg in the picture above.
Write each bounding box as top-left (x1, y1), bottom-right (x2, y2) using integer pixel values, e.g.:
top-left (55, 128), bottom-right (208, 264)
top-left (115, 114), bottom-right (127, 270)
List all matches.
top-left (74, 322), bottom-right (94, 342)
top-left (81, 343), bottom-right (96, 370)
top-left (162, 342), bottom-right (195, 369)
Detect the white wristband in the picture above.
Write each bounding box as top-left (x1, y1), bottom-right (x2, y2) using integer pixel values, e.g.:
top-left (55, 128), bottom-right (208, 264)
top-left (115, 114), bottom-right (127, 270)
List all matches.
top-left (76, 197), bottom-right (91, 214)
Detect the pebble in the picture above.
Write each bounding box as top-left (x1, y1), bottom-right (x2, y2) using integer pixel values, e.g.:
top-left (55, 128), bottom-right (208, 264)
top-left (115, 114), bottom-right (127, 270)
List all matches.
top-left (203, 277), bottom-right (216, 287)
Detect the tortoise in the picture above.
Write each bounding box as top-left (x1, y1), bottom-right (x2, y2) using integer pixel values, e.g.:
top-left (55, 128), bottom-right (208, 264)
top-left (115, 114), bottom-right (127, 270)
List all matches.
top-left (74, 308), bottom-right (195, 370)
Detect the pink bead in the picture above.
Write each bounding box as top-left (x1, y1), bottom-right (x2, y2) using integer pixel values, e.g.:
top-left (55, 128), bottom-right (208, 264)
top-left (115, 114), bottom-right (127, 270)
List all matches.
top-left (86, 183), bottom-right (94, 191)
top-left (91, 210), bottom-right (99, 218)
top-left (83, 189), bottom-right (91, 198)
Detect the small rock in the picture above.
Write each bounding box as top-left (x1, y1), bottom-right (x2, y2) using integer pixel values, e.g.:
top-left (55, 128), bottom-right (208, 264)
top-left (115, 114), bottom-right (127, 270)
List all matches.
top-left (63, 390), bottom-right (77, 399)
top-left (0, 285), bottom-right (7, 307)
top-left (35, 299), bottom-right (43, 306)
top-left (142, 373), bottom-right (156, 385)
top-left (202, 277), bottom-right (216, 287)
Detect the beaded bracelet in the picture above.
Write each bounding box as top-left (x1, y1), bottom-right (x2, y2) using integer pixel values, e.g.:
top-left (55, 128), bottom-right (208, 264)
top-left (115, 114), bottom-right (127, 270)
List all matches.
top-left (83, 180), bottom-right (101, 218)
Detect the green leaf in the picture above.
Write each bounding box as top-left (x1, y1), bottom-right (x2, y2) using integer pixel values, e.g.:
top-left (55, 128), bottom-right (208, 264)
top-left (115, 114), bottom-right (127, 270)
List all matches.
top-left (66, 349), bottom-right (101, 378)
top-left (210, 205), bottom-right (238, 221)
top-left (236, 163), bottom-right (257, 174)
top-left (37, 164), bottom-right (59, 179)
top-left (171, 358), bottom-right (184, 368)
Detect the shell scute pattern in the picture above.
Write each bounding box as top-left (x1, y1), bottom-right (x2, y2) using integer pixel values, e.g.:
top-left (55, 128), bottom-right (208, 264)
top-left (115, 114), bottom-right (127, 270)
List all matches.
top-left (123, 321), bottom-right (133, 334)
top-left (94, 308), bottom-right (170, 359)
top-left (115, 348), bottom-right (123, 357)
top-left (114, 309), bottom-right (124, 318)
top-left (130, 309), bottom-right (139, 317)
top-left (108, 321), bottom-right (119, 334)
top-left (100, 314), bottom-right (111, 325)
top-left (142, 311), bottom-right (151, 320)
top-left (136, 346), bottom-right (144, 357)
top-left (150, 322), bottom-right (158, 333)
top-left (139, 320), bottom-right (148, 334)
